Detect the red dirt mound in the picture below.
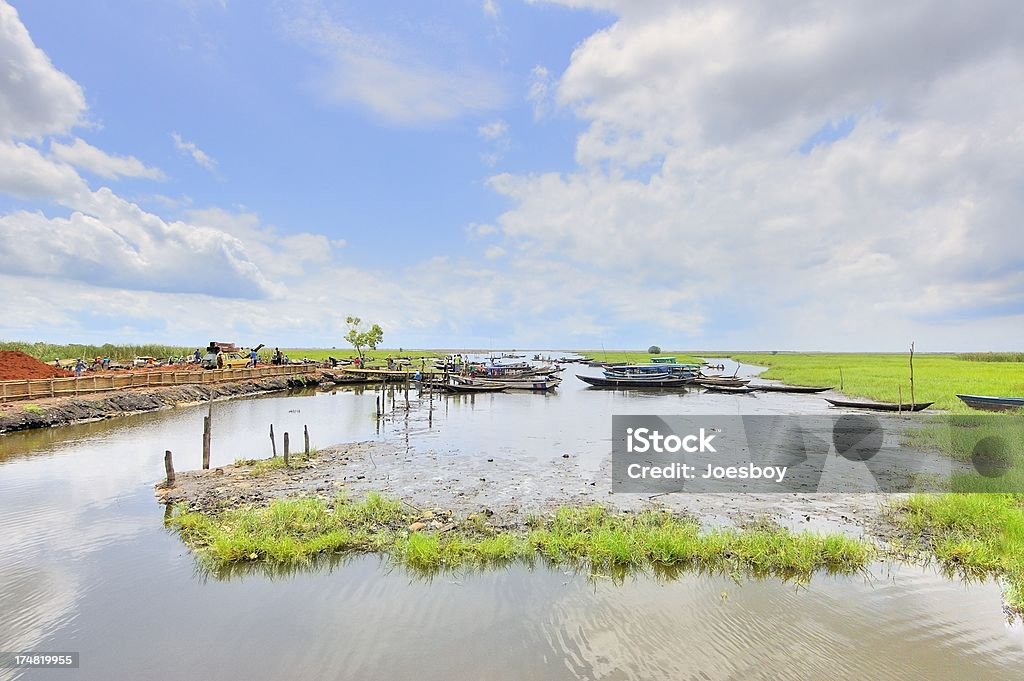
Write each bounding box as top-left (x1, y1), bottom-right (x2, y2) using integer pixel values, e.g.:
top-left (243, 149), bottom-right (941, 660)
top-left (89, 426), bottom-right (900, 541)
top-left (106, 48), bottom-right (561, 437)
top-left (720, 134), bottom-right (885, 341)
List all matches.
top-left (0, 351), bottom-right (74, 381)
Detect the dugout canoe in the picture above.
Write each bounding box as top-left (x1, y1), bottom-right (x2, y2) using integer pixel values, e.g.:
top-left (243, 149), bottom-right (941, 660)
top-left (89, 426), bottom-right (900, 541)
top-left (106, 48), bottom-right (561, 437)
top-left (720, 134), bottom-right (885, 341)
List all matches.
top-left (825, 398), bottom-right (934, 412)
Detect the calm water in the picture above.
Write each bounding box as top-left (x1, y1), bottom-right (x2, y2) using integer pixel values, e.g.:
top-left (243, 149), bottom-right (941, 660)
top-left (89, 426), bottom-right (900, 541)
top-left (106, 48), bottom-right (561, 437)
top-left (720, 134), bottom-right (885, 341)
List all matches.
top-left (1, 359), bottom-right (1022, 680)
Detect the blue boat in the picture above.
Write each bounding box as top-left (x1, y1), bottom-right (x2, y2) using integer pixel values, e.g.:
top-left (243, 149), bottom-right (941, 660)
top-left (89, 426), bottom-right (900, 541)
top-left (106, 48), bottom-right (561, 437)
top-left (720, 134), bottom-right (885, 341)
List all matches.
top-left (956, 394), bottom-right (1024, 412)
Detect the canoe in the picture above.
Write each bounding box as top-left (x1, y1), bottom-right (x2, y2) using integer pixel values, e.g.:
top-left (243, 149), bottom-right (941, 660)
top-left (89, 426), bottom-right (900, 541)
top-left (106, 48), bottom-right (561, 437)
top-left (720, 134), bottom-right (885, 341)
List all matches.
top-left (462, 376), bottom-right (561, 391)
top-left (752, 384), bottom-right (832, 394)
top-left (445, 382), bottom-right (509, 393)
top-left (825, 398), bottom-right (933, 412)
top-left (956, 394), bottom-right (1024, 412)
top-left (694, 377), bottom-right (750, 387)
top-left (703, 385), bottom-right (758, 394)
top-left (577, 374), bottom-right (691, 388)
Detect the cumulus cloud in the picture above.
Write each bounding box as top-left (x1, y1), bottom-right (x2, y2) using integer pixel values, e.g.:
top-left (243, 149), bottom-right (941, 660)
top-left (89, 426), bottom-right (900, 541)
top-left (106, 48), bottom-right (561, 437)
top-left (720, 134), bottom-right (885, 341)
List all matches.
top-left (486, 0), bottom-right (1024, 347)
top-left (50, 137), bottom-right (166, 180)
top-left (0, 1), bottom-right (86, 139)
top-left (283, 3), bottom-right (504, 125)
top-left (171, 132), bottom-right (217, 171)
top-left (0, 189), bottom-right (282, 299)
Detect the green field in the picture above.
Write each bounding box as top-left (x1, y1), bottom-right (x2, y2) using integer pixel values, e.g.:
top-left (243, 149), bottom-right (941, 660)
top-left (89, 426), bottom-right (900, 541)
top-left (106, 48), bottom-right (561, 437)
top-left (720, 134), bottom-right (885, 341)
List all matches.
top-left (729, 352), bottom-right (1024, 413)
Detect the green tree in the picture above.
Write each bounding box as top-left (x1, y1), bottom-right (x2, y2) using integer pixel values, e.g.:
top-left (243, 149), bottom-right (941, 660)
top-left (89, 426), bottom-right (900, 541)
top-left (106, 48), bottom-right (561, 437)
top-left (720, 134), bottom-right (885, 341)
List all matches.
top-left (648, 345), bottom-right (661, 354)
top-left (344, 316), bottom-right (384, 361)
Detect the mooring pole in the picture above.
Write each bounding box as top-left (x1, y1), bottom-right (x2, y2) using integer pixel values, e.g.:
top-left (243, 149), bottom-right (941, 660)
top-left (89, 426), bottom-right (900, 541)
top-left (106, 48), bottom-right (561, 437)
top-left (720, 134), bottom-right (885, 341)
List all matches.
top-left (283, 432), bottom-right (290, 466)
top-left (164, 450), bottom-right (175, 486)
top-left (304, 424), bottom-right (310, 455)
top-left (270, 424), bottom-right (277, 457)
top-left (202, 415), bottom-right (211, 469)
top-left (909, 341), bottom-right (916, 407)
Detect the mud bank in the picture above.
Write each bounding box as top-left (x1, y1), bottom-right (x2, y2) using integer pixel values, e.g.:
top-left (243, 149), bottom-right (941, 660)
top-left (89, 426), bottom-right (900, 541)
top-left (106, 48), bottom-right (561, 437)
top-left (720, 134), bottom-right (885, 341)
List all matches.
top-left (0, 374), bottom-right (320, 433)
top-left (157, 437), bottom-right (933, 539)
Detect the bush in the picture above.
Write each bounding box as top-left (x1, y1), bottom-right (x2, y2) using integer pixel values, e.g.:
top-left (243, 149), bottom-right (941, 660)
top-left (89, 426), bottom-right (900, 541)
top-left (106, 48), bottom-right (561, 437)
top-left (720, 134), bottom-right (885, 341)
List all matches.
top-left (647, 345), bottom-right (661, 354)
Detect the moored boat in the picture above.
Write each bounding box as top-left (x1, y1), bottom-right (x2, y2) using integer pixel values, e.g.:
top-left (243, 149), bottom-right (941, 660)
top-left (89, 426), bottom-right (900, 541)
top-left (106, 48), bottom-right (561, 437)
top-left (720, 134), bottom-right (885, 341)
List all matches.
top-left (751, 384), bottom-right (832, 394)
top-left (703, 385), bottom-right (758, 394)
top-left (577, 374), bottom-right (691, 388)
top-left (956, 394), bottom-right (1024, 412)
top-left (694, 377), bottom-right (750, 387)
top-left (825, 398), bottom-right (933, 412)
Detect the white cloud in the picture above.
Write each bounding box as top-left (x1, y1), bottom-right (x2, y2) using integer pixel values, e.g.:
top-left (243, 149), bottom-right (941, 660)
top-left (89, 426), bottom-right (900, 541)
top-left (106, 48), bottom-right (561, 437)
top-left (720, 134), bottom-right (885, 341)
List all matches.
top-left (0, 1), bottom-right (86, 139)
top-left (0, 190), bottom-right (282, 299)
top-left (482, 0), bottom-right (500, 19)
top-left (526, 65), bottom-right (553, 120)
top-left (50, 137), bottom-right (166, 180)
top-left (478, 119), bottom-right (510, 165)
top-left (0, 140), bottom-right (88, 201)
top-left (171, 132), bottom-right (217, 171)
top-left (283, 4), bottom-right (504, 125)
top-left (481, 0), bottom-right (1024, 348)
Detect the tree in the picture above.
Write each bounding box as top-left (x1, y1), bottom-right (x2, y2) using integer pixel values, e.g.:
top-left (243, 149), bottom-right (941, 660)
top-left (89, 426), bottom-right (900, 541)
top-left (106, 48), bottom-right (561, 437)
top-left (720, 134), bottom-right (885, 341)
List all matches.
top-left (648, 345), bottom-right (661, 354)
top-left (344, 316), bottom-right (384, 361)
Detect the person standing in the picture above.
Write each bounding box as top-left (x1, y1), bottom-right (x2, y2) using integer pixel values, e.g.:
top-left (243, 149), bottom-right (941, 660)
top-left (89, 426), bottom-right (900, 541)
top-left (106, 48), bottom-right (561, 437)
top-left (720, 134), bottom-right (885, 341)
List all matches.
top-left (75, 359), bottom-right (85, 377)
top-left (249, 348), bottom-right (258, 367)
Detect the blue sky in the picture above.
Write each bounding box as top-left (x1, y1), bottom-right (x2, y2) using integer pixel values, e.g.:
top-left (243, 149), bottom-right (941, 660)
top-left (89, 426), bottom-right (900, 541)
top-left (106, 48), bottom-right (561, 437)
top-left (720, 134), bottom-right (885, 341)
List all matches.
top-left (1, 0), bottom-right (1022, 351)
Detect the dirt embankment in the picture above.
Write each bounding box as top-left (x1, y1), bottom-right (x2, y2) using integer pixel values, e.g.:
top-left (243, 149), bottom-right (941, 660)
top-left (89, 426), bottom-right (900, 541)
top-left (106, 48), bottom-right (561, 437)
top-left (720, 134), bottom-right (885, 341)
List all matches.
top-left (0, 375), bottom-right (320, 433)
top-left (0, 351), bottom-right (72, 380)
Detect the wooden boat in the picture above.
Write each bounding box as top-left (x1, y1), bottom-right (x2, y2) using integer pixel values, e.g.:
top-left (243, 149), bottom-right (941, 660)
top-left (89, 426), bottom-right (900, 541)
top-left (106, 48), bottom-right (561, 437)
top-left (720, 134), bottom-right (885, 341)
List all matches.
top-left (751, 384), bottom-right (832, 394)
top-left (956, 394), bottom-right (1024, 412)
top-left (577, 374), bottom-right (691, 388)
top-left (445, 382), bottom-right (509, 393)
top-left (694, 377), bottom-right (750, 388)
top-left (703, 385), bottom-right (758, 394)
top-left (825, 398), bottom-right (933, 412)
top-left (458, 375), bottom-right (561, 391)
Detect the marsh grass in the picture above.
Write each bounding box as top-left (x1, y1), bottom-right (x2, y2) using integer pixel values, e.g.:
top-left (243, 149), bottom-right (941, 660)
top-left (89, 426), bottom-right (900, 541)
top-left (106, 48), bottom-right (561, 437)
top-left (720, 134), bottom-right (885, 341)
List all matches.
top-left (167, 495), bottom-right (873, 582)
top-left (892, 492), bottom-right (1024, 612)
top-left (730, 352), bottom-right (1024, 412)
top-left (3, 340), bottom-right (193, 362)
top-left (235, 447), bottom-right (320, 476)
top-left (21, 403), bottom-right (44, 414)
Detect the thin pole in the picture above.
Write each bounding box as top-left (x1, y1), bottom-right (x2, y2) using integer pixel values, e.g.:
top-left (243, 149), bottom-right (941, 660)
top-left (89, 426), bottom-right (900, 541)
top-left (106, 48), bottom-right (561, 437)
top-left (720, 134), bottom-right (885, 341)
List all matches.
top-left (164, 450), bottom-right (175, 486)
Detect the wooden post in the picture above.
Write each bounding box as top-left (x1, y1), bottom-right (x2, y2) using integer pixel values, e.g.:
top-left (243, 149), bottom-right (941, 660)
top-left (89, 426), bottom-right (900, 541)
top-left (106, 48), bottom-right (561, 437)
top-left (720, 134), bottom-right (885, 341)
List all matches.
top-left (405, 379), bottom-right (410, 411)
top-left (283, 432), bottom-right (290, 466)
top-left (839, 367), bottom-right (844, 391)
top-left (202, 415), bottom-right (211, 469)
top-left (898, 385), bottom-right (903, 414)
top-left (376, 396), bottom-right (380, 420)
top-left (304, 424), bottom-right (310, 455)
top-left (909, 341), bottom-right (916, 408)
top-left (270, 424), bottom-right (277, 457)
top-left (164, 450), bottom-right (175, 486)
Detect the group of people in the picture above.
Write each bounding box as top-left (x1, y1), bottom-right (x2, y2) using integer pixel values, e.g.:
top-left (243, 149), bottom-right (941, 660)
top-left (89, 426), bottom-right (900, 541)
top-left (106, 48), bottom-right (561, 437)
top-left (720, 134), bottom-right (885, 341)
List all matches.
top-left (54, 357), bottom-right (110, 377)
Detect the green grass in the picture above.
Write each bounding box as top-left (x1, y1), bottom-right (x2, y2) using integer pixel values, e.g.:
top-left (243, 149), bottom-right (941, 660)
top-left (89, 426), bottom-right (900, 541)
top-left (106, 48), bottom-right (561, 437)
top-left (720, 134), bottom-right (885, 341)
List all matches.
top-left (959, 352), bottom-right (1024, 363)
top-left (730, 352), bottom-right (1024, 412)
top-left (574, 350), bottom-right (702, 365)
top-left (281, 348), bottom-right (446, 363)
top-left (892, 493), bottom-right (1024, 612)
top-left (2, 340), bottom-right (193, 362)
top-left (235, 448), bottom-right (320, 476)
top-left (167, 495), bottom-right (873, 581)
top-left (21, 403), bottom-right (44, 415)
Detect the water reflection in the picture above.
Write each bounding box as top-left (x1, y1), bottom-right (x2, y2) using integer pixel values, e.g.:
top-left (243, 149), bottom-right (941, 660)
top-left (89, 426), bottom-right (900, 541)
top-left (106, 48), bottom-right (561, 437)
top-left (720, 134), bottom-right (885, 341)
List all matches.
top-left (1, 360), bottom-right (1023, 679)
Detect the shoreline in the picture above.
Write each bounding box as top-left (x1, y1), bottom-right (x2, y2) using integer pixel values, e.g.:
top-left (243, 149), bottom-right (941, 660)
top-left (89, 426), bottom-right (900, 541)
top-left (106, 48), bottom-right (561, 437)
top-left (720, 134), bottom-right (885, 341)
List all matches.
top-left (0, 374), bottom-right (321, 434)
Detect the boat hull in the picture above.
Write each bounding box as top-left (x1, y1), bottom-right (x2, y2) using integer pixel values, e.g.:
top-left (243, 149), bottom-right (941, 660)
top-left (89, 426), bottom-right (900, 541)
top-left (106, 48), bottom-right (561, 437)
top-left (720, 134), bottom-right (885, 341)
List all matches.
top-left (825, 398), bottom-right (933, 412)
top-left (752, 384), bottom-right (831, 394)
top-left (956, 394), bottom-right (1024, 412)
top-left (577, 374), bottom-right (691, 388)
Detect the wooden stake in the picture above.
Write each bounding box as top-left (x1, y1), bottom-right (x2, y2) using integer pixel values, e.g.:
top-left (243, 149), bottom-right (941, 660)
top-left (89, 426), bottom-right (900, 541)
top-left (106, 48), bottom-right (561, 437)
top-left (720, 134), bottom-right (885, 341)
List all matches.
top-left (164, 450), bottom-right (175, 486)
top-left (283, 432), bottom-right (290, 466)
top-left (202, 415), bottom-right (211, 469)
top-left (270, 424), bottom-right (277, 457)
top-left (909, 341), bottom-right (916, 407)
top-left (839, 367), bottom-right (844, 391)
top-left (898, 385), bottom-right (903, 414)
top-left (304, 424), bottom-right (310, 455)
